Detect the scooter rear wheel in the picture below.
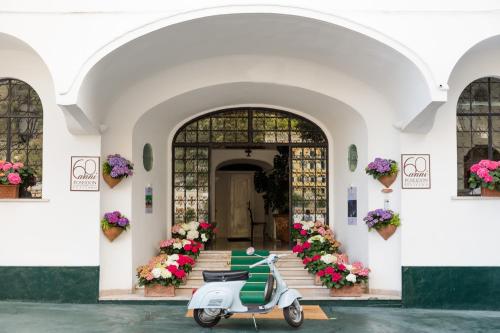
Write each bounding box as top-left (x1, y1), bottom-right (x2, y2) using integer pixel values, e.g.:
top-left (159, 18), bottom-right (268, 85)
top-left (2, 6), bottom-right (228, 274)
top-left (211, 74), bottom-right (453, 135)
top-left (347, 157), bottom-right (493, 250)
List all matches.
top-left (193, 308), bottom-right (221, 328)
top-left (283, 301), bottom-right (304, 328)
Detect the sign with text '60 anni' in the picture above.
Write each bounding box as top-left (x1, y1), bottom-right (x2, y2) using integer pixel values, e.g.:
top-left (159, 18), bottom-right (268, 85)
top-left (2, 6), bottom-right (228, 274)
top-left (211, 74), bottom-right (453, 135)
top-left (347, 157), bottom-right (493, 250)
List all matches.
top-left (70, 156), bottom-right (100, 191)
top-left (401, 154), bottom-right (431, 189)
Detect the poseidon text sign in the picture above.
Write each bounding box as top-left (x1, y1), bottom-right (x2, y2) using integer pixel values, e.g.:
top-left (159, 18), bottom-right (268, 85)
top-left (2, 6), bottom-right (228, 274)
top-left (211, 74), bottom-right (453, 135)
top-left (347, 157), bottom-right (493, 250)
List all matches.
top-left (401, 154), bottom-right (431, 189)
top-left (70, 156), bottom-right (100, 191)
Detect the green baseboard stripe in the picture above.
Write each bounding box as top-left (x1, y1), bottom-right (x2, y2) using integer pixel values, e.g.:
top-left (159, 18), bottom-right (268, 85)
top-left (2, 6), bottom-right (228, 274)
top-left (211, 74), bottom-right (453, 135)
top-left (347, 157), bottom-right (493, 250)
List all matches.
top-left (402, 266), bottom-right (500, 310)
top-left (0, 266), bottom-right (99, 303)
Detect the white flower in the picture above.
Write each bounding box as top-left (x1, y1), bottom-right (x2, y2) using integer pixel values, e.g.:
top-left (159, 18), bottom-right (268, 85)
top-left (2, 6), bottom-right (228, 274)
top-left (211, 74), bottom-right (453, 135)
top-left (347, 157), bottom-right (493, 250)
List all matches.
top-left (169, 254), bottom-right (179, 261)
top-left (178, 228), bottom-right (186, 236)
top-left (181, 239), bottom-right (191, 246)
top-left (345, 264), bottom-right (353, 271)
top-left (302, 221), bottom-right (315, 230)
top-left (346, 273), bottom-right (357, 283)
top-left (151, 268), bottom-right (162, 279)
top-left (188, 221), bottom-right (200, 231)
top-left (181, 223), bottom-right (191, 231)
top-left (160, 269), bottom-right (172, 279)
top-left (173, 242), bottom-right (182, 249)
top-left (308, 235), bottom-right (324, 243)
top-left (201, 233), bottom-right (208, 242)
top-left (320, 254), bottom-right (337, 264)
top-left (187, 230), bottom-right (199, 240)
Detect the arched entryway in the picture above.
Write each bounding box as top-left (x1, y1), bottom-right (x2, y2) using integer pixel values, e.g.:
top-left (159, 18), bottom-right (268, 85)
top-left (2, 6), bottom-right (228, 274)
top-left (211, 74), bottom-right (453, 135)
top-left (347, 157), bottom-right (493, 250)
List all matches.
top-left (172, 107), bottom-right (328, 249)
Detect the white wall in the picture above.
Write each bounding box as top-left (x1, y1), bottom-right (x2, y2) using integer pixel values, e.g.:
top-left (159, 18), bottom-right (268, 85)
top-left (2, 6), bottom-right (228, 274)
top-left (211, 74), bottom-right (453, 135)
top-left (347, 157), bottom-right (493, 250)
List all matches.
top-left (0, 40), bottom-right (100, 267)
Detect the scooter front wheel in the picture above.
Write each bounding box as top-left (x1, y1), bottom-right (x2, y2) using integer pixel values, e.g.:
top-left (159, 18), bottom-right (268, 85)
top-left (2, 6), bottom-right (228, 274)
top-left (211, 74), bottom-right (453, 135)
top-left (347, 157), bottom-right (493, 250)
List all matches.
top-left (283, 300), bottom-right (304, 328)
top-left (193, 308), bottom-right (221, 328)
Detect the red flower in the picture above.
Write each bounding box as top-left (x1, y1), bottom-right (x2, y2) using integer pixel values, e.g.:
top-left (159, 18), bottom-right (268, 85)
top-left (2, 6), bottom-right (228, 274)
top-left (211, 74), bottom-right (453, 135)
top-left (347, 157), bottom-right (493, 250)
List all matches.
top-left (324, 266), bottom-right (334, 275)
top-left (200, 222), bottom-right (211, 230)
top-left (174, 270), bottom-right (186, 279)
top-left (312, 255), bottom-right (321, 261)
top-left (302, 242), bottom-right (311, 249)
top-left (337, 264), bottom-right (346, 271)
top-left (293, 223), bottom-right (302, 230)
top-left (302, 257), bottom-right (312, 265)
top-left (300, 229), bottom-right (307, 236)
top-left (332, 272), bottom-right (343, 282)
top-left (167, 265), bottom-right (178, 273)
top-left (317, 270), bottom-right (325, 277)
top-left (192, 246), bottom-right (199, 253)
top-left (292, 244), bottom-right (303, 253)
top-left (178, 255), bottom-right (194, 266)
top-left (183, 244), bottom-right (192, 251)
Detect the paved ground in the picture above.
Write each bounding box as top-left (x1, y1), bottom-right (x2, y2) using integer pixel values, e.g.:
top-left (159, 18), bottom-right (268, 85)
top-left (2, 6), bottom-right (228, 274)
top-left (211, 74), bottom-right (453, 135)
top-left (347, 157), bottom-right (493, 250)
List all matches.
top-left (0, 302), bottom-right (499, 333)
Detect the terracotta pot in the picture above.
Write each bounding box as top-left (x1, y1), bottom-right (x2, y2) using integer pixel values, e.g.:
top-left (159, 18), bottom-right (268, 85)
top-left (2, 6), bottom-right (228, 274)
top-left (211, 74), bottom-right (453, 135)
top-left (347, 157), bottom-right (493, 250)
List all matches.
top-left (330, 284), bottom-right (364, 297)
top-left (481, 187), bottom-right (500, 197)
top-left (144, 284), bottom-right (175, 297)
top-left (103, 226), bottom-right (124, 242)
top-left (0, 184), bottom-right (19, 199)
top-left (103, 173), bottom-right (122, 188)
top-left (274, 214), bottom-right (289, 243)
top-left (314, 274), bottom-right (322, 286)
top-left (376, 224), bottom-right (397, 240)
top-left (378, 173), bottom-right (398, 188)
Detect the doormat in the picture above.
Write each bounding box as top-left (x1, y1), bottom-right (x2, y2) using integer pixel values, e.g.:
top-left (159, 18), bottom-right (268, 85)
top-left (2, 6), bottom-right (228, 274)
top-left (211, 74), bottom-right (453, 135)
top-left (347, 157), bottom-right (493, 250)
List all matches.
top-left (227, 237), bottom-right (251, 242)
top-left (186, 305), bottom-right (327, 320)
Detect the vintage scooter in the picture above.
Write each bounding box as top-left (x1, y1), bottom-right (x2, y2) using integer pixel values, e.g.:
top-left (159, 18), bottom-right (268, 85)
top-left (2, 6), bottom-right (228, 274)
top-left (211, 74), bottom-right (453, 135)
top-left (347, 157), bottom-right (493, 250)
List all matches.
top-left (188, 247), bottom-right (304, 329)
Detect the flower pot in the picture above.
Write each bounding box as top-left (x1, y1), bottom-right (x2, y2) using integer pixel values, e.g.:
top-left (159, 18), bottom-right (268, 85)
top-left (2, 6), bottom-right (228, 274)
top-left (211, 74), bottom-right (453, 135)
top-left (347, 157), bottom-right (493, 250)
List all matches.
top-left (0, 184), bottom-right (19, 199)
top-left (330, 284), bottom-right (364, 297)
top-left (314, 274), bottom-right (322, 286)
top-left (481, 187), bottom-right (500, 197)
top-left (376, 224), bottom-right (397, 240)
top-left (144, 284), bottom-right (175, 297)
top-left (103, 173), bottom-right (122, 188)
top-left (103, 226), bottom-right (124, 242)
top-left (378, 173), bottom-right (397, 188)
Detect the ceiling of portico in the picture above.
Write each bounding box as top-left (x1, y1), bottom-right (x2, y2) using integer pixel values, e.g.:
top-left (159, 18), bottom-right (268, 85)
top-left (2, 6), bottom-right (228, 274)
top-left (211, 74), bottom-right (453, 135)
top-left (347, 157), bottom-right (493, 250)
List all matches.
top-left (72, 13), bottom-right (437, 134)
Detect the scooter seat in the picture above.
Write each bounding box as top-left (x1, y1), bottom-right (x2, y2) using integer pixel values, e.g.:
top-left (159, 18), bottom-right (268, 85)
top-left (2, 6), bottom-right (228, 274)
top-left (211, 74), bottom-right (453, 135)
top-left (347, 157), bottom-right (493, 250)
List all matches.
top-left (202, 270), bottom-right (249, 282)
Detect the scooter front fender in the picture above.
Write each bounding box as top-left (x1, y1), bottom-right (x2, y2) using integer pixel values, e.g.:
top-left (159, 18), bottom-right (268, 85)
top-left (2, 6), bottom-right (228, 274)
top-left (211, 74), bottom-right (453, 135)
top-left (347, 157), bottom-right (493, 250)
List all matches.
top-left (188, 283), bottom-right (240, 310)
top-left (277, 288), bottom-right (302, 308)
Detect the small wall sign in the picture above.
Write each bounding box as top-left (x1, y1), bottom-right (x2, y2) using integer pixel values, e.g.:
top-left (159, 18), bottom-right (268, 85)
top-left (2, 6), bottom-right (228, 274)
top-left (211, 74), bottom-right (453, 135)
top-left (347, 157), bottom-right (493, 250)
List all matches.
top-left (347, 186), bottom-right (357, 225)
top-left (145, 185), bottom-right (153, 214)
top-left (70, 156), bottom-right (100, 191)
top-left (401, 154), bottom-right (431, 189)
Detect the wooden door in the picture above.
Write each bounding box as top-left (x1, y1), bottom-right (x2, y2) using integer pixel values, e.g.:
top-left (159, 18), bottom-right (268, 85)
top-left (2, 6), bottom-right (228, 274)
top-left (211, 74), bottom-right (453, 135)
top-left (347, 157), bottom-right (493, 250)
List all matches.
top-left (229, 174), bottom-right (252, 238)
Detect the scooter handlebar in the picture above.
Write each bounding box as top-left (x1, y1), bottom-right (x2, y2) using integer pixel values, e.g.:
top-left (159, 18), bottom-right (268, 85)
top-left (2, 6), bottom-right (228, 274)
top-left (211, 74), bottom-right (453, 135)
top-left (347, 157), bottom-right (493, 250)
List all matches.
top-left (249, 258), bottom-right (268, 269)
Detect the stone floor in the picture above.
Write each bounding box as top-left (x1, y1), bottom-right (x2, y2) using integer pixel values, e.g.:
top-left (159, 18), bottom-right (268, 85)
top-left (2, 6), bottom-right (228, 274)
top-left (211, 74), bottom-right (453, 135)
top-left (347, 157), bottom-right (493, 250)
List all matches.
top-left (1, 301), bottom-right (499, 333)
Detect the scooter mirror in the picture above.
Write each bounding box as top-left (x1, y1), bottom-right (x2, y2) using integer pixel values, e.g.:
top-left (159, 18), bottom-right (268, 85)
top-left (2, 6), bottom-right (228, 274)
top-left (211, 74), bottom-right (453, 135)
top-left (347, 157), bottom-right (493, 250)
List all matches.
top-left (246, 247), bottom-right (255, 256)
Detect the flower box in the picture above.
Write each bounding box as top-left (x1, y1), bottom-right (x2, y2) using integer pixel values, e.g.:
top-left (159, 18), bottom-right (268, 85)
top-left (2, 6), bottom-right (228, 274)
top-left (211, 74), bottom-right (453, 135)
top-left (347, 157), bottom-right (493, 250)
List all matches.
top-left (481, 187), bottom-right (500, 197)
top-left (376, 224), bottom-right (397, 240)
top-left (102, 226), bottom-right (124, 242)
top-left (0, 184), bottom-right (19, 199)
top-left (144, 284), bottom-right (175, 297)
top-left (330, 284), bottom-right (364, 297)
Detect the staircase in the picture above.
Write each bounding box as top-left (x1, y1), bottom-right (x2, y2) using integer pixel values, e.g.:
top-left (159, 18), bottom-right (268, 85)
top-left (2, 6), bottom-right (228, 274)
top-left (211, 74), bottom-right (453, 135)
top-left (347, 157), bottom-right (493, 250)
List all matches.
top-left (178, 250), bottom-right (331, 299)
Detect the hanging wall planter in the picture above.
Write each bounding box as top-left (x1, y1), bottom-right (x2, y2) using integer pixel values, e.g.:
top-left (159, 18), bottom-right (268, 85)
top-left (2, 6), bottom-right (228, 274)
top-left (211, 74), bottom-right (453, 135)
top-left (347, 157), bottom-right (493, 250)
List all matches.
top-left (101, 211), bottom-right (130, 242)
top-left (378, 173), bottom-right (398, 188)
top-left (102, 154), bottom-right (134, 189)
top-left (363, 209), bottom-right (400, 241)
top-left (365, 158), bottom-right (399, 189)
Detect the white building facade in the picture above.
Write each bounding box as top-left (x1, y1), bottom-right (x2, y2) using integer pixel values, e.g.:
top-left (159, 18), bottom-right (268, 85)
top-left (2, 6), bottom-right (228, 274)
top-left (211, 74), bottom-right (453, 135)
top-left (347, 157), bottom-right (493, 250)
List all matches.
top-left (0, 1), bottom-right (499, 309)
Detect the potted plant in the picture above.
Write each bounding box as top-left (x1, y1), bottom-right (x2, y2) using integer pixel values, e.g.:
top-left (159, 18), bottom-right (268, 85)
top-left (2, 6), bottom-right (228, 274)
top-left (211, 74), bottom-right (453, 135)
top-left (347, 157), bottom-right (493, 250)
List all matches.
top-left (363, 209), bottom-right (401, 240)
top-left (365, 157), bottom-right (399, 188)
top-left (254, 147), bottom-right (290, 243)
top-left (0, 161), bottom-right (36, 198)
top-left (102, 154), bottom-right (133, 188)
top-left (468, 160), bottom-right (500, 197)
top-left (159, 238), bottom-right (203, 258)
top-left (317, 262), bottom-right (369, 296)
top-left (172, 219), bottom-right (216, 244)
top-left (101, 211), bottom-right (130, 241)
top-left (136, 254), bottom-right (194, 296)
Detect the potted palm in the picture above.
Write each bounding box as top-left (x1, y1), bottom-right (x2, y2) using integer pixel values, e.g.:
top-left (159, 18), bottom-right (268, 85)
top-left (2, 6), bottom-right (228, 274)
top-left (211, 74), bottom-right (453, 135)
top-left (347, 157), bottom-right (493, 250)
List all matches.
top-left (365, 157), bottom-right (399, 188)
top-left (363, 209), bottom-right (401, 240)
top-left (468, 160), bottom-right (500, 197)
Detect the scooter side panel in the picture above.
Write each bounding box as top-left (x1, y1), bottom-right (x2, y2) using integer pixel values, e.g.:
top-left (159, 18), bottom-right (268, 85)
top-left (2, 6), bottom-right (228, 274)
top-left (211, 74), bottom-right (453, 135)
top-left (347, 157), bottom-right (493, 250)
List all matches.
top-left (277, 289), bottom-right (302, 308)
top-left (188, 281), bottom-right (245, 309)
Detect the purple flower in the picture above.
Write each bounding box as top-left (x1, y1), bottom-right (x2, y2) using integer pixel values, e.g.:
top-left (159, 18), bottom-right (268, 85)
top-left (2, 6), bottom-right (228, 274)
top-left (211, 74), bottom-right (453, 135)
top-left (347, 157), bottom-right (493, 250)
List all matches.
top-left (117, 218), bottom-right (129, 227)
top-left (106, 154), bottom-right (134, 178)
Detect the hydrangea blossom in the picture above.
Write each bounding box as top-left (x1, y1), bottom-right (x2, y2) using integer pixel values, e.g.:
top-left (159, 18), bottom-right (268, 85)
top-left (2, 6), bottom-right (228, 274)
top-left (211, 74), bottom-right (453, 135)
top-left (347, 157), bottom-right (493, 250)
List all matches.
top-left (365, 157), bottom-right (398, 179)
top-left (363, 209), bottom-right (400, 230)
top-left (104, 154), bottom-right (134, 179)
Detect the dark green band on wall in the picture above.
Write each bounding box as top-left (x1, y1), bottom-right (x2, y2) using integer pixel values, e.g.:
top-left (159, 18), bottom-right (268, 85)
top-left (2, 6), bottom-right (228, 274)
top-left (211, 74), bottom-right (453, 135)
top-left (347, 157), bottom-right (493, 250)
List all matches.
top-left (402, 266), bottom-right (500, 310)
top-left (0, 266), bottom-right (99, 303)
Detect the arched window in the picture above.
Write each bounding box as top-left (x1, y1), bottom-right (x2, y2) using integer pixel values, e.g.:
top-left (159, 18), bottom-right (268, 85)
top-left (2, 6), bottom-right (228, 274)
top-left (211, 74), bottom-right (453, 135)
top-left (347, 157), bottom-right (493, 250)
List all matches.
top-left (457, 77), bottom-right (500, 195)
top-left (0, 78), bottom-right (43, 197)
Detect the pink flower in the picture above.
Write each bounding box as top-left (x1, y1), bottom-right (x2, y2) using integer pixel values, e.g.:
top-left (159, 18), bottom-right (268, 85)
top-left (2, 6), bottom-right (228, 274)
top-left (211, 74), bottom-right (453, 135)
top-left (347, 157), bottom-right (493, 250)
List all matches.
top-left (358, 268), bottom-right (370, 277)
top-left (300, 229), bottom-right (307, 236)
top-left (293, 223), bottom-right (302, 230)
top-left (470, 164), bottom-right (480, 173)
top-left (159, 239), bottom-right (174, 248)
top-left (337, 254), bottom-right (349, 265)
top-left (146, 274), bottom-right (154, 281)
top-left (317, 227), bottom-right (326, 236)
top-left (302, 241), bottom-right (311, 249)
top-left (172, 224), bottom-right (182, 233)
top-left (332, 272), bottom-right (343, 282)
top-left (337, 264), bottom-right (346, 271)
top-left (484, 175), bottom-right (494, 183)
top-left (200, 222), bottom-right (211, 230)
top-left (476, 167), bottom-right (490, 180)
top-left (292, 244), bottom-right (303, 253)
top-left (12, 162), bottom-right (24, 170)
top-left (7, 172), bottom-right (21, 185)
top-left (2, 163), bottom-right (13, 172)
